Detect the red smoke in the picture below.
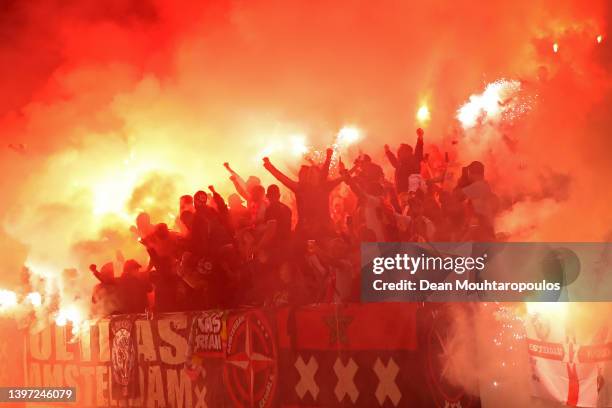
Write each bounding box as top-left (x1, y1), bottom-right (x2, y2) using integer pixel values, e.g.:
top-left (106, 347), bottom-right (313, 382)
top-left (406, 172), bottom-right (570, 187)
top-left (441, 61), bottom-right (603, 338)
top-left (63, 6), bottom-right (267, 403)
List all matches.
top-left (0, 0), bottom-right (610, 283)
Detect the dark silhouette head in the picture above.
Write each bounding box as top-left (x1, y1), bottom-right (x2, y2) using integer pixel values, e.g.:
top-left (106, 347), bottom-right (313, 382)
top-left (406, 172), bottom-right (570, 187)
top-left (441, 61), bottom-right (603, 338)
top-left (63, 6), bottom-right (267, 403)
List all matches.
top-left (266, 184), bottom-right (281, 202)
top-left (180, 195), bottom-right (193, 211)
top-left (251, 184), bottom-right (266, 202)
top-left (467, 161), bottom-right (485, 182)
top-left (193, 190), bottom-right (207, 210)
top-left (227, 193), bottom-right (244, 210)
top-left (122, 259), bottom-right (141, 277)
top-left (397, 143), bottom-right (413, 161)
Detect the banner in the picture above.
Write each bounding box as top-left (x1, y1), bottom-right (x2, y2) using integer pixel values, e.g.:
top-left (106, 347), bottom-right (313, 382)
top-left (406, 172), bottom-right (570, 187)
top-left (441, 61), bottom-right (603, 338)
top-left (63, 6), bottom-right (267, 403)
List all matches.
top-left (0, 318), bottom-right (26, 408)
top-left (525, 310), bottom-right (612, 407)
top-left (22, 304), bottom-right (477, 407)
top-left (109, 315), bottom-right (140, 399)
top-left (277, 303), bottom-right (423, 406)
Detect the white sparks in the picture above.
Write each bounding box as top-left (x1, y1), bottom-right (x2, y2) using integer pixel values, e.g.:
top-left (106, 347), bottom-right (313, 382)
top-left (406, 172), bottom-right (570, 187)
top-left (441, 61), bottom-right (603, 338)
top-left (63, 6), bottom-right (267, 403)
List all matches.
top-left (456, 79), bottom-right (524, 129)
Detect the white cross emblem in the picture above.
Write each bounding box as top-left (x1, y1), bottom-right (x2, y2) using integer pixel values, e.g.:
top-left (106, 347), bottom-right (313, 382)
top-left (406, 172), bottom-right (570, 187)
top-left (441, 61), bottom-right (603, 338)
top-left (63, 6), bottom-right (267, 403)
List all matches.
top-left (295, 355), bottom-right (319, 400)
top-left (194, 384), bottom-right (207, 408)
top-left (374, 357), bottom-right (401, 406)
top-left (334, 357), bottom-right (359, 403)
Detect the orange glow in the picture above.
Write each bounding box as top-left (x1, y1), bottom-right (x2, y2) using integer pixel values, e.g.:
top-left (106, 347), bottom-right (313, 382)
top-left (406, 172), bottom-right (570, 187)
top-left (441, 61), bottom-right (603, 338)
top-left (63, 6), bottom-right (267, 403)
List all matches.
top-left (0, 0), bottom-right (608, 342)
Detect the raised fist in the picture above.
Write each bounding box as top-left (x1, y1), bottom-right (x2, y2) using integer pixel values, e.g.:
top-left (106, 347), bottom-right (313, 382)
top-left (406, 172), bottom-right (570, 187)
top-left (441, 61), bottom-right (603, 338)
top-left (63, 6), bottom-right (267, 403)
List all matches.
top-left (416, 128), bottom-right (424, 137)
top-left (262, 157), bottom-right (270, 164)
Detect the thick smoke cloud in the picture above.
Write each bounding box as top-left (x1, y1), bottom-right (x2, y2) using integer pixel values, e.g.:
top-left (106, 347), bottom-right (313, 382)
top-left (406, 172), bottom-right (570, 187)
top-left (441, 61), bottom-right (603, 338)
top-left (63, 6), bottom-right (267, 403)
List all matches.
top-left (0, 0), bottom-right (608, 278)
top-left (0, 1), bottom-right (610, 406)
top-left (0, 2), bottom-right (609, 276)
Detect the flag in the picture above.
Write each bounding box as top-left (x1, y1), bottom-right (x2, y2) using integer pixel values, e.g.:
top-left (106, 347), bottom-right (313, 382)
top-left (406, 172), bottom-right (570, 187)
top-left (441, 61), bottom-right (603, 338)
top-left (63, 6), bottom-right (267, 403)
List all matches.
top-left (109, 315), bottom-right (140, 400)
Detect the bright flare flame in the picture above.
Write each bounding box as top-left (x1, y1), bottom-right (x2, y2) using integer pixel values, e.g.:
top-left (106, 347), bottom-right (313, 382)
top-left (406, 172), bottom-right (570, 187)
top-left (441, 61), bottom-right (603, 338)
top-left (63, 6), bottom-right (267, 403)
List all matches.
top-left (0, 290), bottom-right (18, 309)
top-left (553, 42), bottom-right (559, 53)
top-left (336, 126), bottom-right (361, 146)
top-left (55, 306), bottom-right (84, 331)
top-left (289, 134), bottom-right (309, 156)
top-left (597, 35), bottom-right (603, 44)
top-left (526, 302), bottom-right (568, 322)
top-left (26, 292), bottom-right (42, 307)
top-left (456, 79), bottom-right (522, 129)
top-left (90, 150), bottom-right (174, 221)
top-left (416, 104), bottom-right (430, 123)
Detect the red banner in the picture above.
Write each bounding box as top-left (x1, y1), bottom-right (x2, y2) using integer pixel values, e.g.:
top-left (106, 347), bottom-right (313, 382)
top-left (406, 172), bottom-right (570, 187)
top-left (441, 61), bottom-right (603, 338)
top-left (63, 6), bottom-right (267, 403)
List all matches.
top-left (21, 304), bottom-right (477, 407)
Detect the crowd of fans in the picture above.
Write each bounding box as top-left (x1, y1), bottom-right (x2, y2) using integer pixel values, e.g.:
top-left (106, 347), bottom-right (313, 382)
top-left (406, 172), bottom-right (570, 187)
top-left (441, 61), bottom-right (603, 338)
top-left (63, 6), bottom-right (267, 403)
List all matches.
top-left (90, 128), bottom-right (499, 316)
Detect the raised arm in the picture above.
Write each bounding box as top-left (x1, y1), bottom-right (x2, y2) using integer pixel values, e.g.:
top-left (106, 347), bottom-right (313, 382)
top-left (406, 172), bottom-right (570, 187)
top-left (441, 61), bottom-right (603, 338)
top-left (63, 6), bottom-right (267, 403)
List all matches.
top-left (326, 176), bottom-right (344, 190)
top-left (263, 158), bottom-right (298, 191)
top-left (320, 148), bottom-right (333, 181)
top-left (225, 162), bottom-right (250, 200)
top-left (345, 176), bottom-right (366, 200)
top-left (89, 264), bottom-right (105, 283)
top-left (340, 166), bottom-right (365, 200)
top-left (414, 129), bottom-right (424, 164)
top-left (89, 264), bottom-right (115, 284)
top-left (326, 160), bottom-right (354, 190)
top-left (208, 186), bottom-right (228, 217)
top-left (384, 144), bottom-right (398, 168)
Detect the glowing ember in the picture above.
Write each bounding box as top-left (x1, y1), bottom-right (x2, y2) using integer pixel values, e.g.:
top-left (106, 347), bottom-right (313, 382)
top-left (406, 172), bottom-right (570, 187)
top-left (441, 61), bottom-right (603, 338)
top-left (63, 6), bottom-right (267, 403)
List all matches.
top-left (0, 290), bottom-right (18, 309)
top-left (597, 35), bottom-right (603, 44)
top-left (416, 104), bottom-right (430, 123)
top-left (553, 42), bottom-right (559, 53)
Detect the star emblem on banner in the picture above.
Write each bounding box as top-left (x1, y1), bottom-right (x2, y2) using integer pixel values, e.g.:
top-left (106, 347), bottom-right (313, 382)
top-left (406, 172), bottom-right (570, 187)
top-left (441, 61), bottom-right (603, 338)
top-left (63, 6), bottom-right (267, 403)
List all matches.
top-left (224, 312), bottom-right (277, 407)
top-left (324, 314), bottom-right (353, 346)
